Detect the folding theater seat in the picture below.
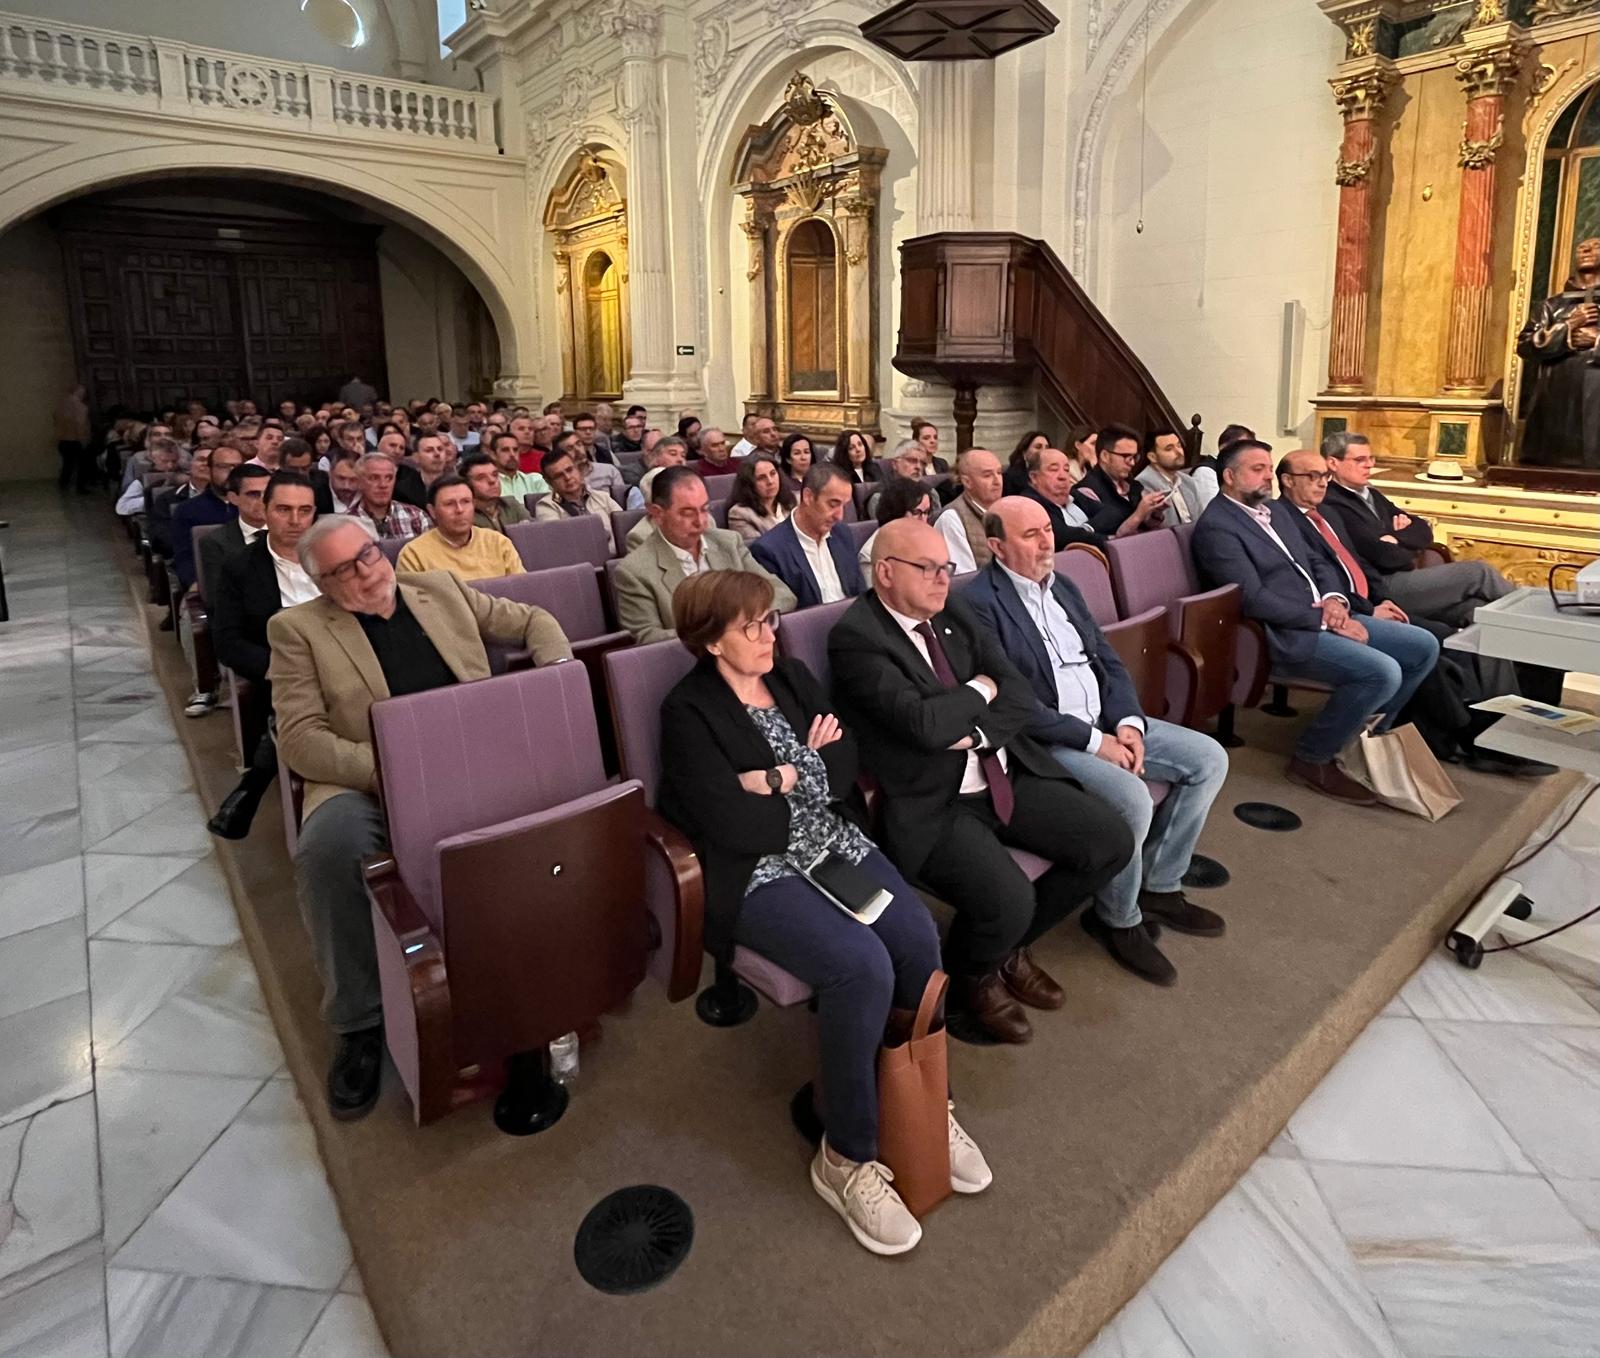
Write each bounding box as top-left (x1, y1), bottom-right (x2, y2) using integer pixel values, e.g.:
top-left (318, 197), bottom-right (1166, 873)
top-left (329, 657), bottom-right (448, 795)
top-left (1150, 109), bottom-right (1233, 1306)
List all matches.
top-left (505, 514), bottom-right (613, 571)
top-left (363, 660), bottom-right (697, 1126)
top-left (604, 639), bottom-right (811, 1024)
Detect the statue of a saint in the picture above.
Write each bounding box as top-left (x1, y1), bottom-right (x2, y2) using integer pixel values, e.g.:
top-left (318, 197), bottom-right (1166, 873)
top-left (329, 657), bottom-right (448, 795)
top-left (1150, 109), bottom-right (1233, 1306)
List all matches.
top-left (1516, 237), bottom-right (1600, 468)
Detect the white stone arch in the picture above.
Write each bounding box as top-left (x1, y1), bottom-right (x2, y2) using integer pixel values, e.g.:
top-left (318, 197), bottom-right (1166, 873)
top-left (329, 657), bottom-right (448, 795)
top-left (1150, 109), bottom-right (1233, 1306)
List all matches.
top-left (0, 131), bottom-right (535, 390)
top-left (698, 26), bottom-right (917, 428)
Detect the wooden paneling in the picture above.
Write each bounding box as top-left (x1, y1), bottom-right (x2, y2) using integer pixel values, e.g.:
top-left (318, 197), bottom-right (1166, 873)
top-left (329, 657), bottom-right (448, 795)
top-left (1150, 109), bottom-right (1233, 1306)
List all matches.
top-left (52, 206), bottom-right (386, 416)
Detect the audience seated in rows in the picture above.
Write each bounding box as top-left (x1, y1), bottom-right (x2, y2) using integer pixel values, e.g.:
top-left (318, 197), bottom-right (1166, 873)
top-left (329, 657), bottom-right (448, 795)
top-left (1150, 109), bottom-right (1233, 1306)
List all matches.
top-left (612, 465), bottom-right (796, 644)
top-left (146, 448), bottom-right (212, 558)
top-left (857, 476), bottom-right (937, 588)
top-left (1191, 440), bottom-right (1439, 805)
top-left (1074, 425), bottom-right (1170, 537)
top-left (267, 516), bottom-right (572, 1118)
top-left (490, 429), bottom-right (549, 502)
top-left (461, 452), bottom-right (530, 533)
top-left (964, 497), bottom-right (1229, 985)
top-left (725, 453), bottom-right (794, 543)
top-left (627, 433), bottom-right (692, 510)
top-left (779, 432), bottom-right (816, 490)
top-left (1019, 444), bottom-right (1107, 552)
top-left (751, 464), bottom-right (862, 609)
top-left (114, 437), bottom-right (183, 516)
top-left (397, 476), bottom-right (523, 580)
top-left (567, 430), bottom-right (626, 506)
top-left (909, 418), bottom-right (951, 474)
top-left (353, 453), bottom-right (430, 542)
top-left (696, 421), bottom-right (743, 476)
top-left (829, 518), bottom-right (1134, 1045)
top-left (832, 429), bottom-right (882, 486)
top-left (657, 571), bottom-right (991, 1256)
top-left (1136, 427), bottom-right (1204, 524)
top-left (533, 443), bottom-right (616, 523)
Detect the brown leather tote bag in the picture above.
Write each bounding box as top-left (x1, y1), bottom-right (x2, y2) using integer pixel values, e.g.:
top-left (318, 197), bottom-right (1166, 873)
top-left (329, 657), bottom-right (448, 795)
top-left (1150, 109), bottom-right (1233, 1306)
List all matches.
top-left (876, 971), bottom-right (952, 1218)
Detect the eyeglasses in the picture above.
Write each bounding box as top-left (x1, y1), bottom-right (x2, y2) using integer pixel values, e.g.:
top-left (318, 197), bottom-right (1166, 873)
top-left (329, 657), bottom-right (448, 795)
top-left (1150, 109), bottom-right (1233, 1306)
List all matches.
top-left (905, 505), bottom-right (932, 520)
top-left (737, 610), bottom-right (782, 641)
top-left (1283, 471), bottom-right (1331, 483)
top-left (886, 556), bottom-right (956, 581)
top-left (324, 541), bottom-right (383, 583)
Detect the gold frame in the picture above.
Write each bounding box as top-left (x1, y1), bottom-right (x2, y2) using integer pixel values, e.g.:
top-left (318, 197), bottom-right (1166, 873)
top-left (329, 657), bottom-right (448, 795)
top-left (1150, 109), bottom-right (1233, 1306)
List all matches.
top-left (545, 150), bottom-right (631, 407)
top-left (776, 214), bottom-right (845, 404)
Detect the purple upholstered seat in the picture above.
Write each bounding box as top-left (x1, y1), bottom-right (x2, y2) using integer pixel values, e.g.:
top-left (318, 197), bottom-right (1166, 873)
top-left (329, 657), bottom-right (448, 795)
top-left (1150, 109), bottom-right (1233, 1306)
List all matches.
top-left (378, 538), bottom-right (407, 565)
top-left (610, 508), bottom-right (647, 556)
top-left (710, 498), bottom-right (729, 529)
top-left (505, 514), bottom-right (613, 571)
top-left (472, 563), bottom-right (610, 643)
top-left (605, 638), bottom-right (813, 1007)
top-left (844, 519), bottom-right (875, 556)
top-left (700, 471), bottom-right (737, 502)
top-left (1056, 548), bottom-right (1119, 626)
top-left (775, 597), bottom-right (854, 690)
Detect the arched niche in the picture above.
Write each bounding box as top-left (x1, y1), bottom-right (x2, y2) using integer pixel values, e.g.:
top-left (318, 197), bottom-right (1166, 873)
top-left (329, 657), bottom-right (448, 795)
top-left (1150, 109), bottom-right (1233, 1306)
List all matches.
top-left (545, 149), bottom-right (630, 405)
top-left (732, 73), bottom-right (885, 437)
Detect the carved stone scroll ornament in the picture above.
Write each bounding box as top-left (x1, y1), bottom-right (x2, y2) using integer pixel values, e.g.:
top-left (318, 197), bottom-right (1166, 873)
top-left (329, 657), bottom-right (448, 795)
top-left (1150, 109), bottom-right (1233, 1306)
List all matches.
top-left (740, 217), bottom-right (766, 282)
top-left (1331, 69), bottom-right (1394, 123)
top-left (553, 251), bottom-right (570, 296)
top-left (1335, 148), bottom-right (1375, 186)
top-left (1458, 123), bottom-right (1504, 169)
top-left (1454, 44), bottom-right (1525, 101)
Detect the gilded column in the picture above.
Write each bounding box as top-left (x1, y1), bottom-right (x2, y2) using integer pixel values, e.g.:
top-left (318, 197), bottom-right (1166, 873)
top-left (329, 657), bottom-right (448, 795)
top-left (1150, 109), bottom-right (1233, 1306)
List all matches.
top-left (741, 193), bottom-right (776, 405)
top-left (1326, 67), bottom-right (1393, 394)
top-left (838, 181), bottom-right (877, 422)
top-left (1443, 39), bottom-right (1524, 393)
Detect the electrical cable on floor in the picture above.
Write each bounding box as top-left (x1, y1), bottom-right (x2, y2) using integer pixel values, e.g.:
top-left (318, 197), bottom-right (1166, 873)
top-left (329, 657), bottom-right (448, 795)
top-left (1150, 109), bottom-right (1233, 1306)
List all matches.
top-left (1481, 782), bottom-right (1600, 956)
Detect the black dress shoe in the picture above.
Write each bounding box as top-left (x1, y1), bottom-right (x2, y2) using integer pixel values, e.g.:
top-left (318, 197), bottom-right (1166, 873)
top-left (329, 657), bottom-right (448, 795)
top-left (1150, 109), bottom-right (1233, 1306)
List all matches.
top-left (328, 1027), bottom-right (383, 1120)
top-left (1081, 911), bottom-right (1178, 986)
top-left (1464, 750), bottom-right (1557, 779)
top-left (206, 782), bottom-right (266, 840)
top-left (1139, 889), bottom-right (1226, 938)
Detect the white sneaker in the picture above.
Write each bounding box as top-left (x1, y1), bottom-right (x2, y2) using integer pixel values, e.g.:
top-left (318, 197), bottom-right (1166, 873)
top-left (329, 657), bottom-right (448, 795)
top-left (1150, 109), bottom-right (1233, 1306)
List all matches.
top-left (810, 1140), bottom-right (922, 1256)
top-left (948, 1105), bottom-right (992, 1194)
top-left (183, 690), bottom-right (215, 718)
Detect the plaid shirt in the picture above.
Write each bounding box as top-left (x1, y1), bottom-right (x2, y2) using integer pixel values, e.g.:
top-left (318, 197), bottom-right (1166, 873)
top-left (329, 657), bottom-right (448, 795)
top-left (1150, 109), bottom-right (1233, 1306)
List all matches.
top-left (353, 499), bottom-right (431, 542)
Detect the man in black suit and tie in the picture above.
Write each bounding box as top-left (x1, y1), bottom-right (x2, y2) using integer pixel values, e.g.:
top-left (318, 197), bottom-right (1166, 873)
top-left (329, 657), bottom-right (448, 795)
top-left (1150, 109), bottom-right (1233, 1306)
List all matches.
top-left (1191, 441), bottom-right (1439, 804)
top-left (828, 517), bottom-right (1134, 1043)
top-left (1321, 432), bottom-right (1513, 627)
top-left (206, 471), bottom-right (321, 839)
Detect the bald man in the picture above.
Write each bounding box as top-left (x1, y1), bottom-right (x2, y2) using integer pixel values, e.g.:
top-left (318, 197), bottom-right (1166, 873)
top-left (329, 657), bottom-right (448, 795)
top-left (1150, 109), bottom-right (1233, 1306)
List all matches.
top-left (964, 498), bottom-right (1231, 984)
top-left (828, 517), bottom-right (1133, 1044)
top-left (938, 448), bottom-right (1005, 575)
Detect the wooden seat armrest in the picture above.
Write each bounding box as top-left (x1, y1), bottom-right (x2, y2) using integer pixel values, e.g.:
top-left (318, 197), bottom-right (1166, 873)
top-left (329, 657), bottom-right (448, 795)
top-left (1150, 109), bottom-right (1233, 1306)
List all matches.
top-left (571, 630), bottom-right (634, 663)
top-left (640, 809), bottom-right (705, 1002)
top-left (1165, 640), bottom-right (1203, 722)
top-left (363, 855), bottom-right (441, 950)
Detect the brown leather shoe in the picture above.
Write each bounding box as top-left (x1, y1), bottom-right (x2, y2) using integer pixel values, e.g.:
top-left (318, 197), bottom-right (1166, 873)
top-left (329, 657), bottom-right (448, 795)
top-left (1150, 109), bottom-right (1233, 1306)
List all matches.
top-left (1286, 756), bottom-right (1378, 805)
top-left (1080, 911), bottom-right (1178, 987)
top-left (1138, 890), bottom-right (1226, 938)
top-left (952, 972), bottom-right (1033, 1044)
top-left (999, 947), bottom-right (1065, 1010)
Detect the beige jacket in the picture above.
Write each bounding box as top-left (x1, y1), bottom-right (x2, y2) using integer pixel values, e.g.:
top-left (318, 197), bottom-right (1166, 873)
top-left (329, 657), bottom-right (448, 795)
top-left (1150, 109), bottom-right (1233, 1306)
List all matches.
top-left (268, 570), bottom-right (572, 820)
top-left (612, 527), bottom-right (797, 644)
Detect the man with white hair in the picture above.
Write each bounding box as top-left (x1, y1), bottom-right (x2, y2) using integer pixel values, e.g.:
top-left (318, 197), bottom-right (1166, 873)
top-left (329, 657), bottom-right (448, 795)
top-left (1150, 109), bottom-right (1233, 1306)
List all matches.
top-left (269, 515), bottom-right (572, 1120)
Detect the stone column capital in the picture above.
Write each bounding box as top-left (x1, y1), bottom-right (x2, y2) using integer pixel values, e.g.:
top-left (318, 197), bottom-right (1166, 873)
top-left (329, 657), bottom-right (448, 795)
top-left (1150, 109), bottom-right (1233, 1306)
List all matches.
top-left (1454, 40), bottom-right (1527, 100)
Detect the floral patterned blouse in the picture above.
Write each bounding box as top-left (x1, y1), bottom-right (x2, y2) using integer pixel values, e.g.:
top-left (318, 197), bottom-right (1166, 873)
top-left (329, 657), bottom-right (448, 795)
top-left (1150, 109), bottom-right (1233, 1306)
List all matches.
top-left (743, 703), bottom-right (873, 896)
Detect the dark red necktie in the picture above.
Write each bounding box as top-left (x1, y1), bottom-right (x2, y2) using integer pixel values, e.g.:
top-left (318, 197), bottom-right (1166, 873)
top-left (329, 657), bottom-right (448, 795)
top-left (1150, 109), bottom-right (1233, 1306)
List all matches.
top-left (1306, 509), bottom-right (1369, 599)
top-left (914, 621), bottom-right (1014, 824)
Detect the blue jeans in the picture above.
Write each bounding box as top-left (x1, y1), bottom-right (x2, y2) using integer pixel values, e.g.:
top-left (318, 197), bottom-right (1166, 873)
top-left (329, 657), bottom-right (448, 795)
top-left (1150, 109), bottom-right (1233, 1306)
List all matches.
top-left (1286, 617), bottom-right (1440, 763)
top-left (734, 849), bottom-right (941, 1164)
top-left (1049, 719), bottom-right (1230, 927)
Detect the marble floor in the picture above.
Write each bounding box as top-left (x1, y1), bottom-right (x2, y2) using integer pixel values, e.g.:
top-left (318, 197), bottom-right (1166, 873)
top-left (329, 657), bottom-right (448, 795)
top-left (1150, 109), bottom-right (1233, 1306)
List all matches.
top-left (1, 485), bottom-right (1596, 1358)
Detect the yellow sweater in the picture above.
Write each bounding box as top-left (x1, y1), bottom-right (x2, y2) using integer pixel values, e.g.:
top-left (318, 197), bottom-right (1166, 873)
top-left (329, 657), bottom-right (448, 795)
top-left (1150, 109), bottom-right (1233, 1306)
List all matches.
top-left (396, 528), bottom-right (524, 581)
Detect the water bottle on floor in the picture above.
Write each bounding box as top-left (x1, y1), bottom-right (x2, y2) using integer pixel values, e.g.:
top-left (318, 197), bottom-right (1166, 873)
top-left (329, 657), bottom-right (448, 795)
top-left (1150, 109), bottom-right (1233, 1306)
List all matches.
top-left (549, 1031), bottom-right (579, 1085)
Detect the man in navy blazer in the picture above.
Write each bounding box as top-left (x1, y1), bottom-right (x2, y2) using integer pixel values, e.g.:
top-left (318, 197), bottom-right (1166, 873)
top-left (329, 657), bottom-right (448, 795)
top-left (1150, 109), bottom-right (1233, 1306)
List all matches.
top-left (750, 463), bottom-right (863, 610)
top-left (963, 497), bottom-right (1229, 985)
top-left (1191, 440), bottom-right (1438, 804)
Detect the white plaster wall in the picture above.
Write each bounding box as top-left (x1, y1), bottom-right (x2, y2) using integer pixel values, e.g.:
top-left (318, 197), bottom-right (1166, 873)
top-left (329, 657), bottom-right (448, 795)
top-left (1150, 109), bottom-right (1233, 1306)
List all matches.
top-left (379, 225), bottom-right (493, 401)
top-left (1091, 0), bottom-right (1344, 446)
top-left (5, 0), bottom-right (466, 84)
top-left (0, 215), bottom-right (75, 481)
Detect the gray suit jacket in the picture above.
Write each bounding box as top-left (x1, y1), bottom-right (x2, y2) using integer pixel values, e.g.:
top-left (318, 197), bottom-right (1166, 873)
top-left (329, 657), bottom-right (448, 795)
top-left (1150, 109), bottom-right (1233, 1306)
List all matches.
top-left (1136, 467), bottom-right (1204, 524)
top-left (613, 527), bottom-right (797, 644)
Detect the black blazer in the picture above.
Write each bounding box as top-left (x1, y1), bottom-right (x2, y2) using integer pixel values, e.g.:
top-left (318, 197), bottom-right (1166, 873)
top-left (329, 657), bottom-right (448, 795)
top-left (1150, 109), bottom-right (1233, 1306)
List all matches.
top-left (828, 592), bottom-right (1069, 879)
top-left (1072, 465), bottom-right (1160, 536)
top-left (212, 538), bottom-right (286, 684)
top-left (1321, 481), bottom-right (1431, 578)
top-left (197, 519), bottom-right (249, 604)
top-left (1020, 486), bottom-right (1108, 551)
top-left (658, 656), bottom-right (863, 962)
top-left (308, 468), bottom-right (335, 516)
top-left (394, 462), bottom-right (428, 509)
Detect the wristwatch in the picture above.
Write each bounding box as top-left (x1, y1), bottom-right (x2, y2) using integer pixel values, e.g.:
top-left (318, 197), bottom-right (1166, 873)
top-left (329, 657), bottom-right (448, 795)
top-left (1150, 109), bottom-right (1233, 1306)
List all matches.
top-left (765, 767), bottom-right (784, 793)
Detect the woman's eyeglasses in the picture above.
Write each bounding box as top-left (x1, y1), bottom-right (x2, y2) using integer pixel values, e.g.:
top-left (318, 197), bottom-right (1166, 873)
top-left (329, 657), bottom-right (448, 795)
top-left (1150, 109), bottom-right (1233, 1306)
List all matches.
top-left (905, 503), bottom-right (933, 520)
top-left (737, 610), bottom-right (782, 641)
top-left (886, 556), bottom-right (956, 581)
top-left (325, 541), bottom-right (383, 583)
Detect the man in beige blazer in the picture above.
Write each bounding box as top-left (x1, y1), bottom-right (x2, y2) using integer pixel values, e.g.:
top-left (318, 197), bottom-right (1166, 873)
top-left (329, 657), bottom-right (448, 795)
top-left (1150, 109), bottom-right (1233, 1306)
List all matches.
top-left (268, 515), bottom-right (571, 1120)
top-left (613, 465), bottom-right (796, 644)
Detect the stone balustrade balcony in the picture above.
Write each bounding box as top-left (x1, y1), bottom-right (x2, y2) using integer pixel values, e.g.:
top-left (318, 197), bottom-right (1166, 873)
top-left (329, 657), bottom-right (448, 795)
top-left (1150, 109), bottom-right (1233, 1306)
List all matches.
top-left (0, 9), bottom-right (500, 154)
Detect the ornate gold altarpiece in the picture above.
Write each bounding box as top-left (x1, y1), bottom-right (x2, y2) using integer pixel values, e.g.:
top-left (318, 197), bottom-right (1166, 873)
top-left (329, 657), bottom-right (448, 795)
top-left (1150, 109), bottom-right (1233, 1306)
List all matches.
top-left (1313, 0), bottom-right (1598, 585)
top-left (545, 150), bottom-right (631, 406)
top-left (732, 75), bottom-right (886, 438)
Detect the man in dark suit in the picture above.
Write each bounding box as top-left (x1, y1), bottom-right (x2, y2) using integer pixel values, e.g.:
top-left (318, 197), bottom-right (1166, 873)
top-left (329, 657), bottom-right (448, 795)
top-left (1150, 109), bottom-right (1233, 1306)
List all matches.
top-left (281, 436), bottom-right (334, 514)
top-left (1277, 450), bottom-right (1553, 778)
top-left (1192, 441), bottom-right (1439, 804)
top-left (198, 463), bottom-right (273, 606)
top-left (1072, 425), bottom-right (1169, 537)
top-left (172, 445), bottom-right (243, 591)
top-left (750, 464), bottom-right (863, 609)
top-left (963, 497), bottom-right (1230, 984)
top-left (148, 449), bottom-right (212, 559)
top-left (829, 517), bottom-right (1135, 1043)
top-left (1321, 432), bottom-right (1513, 627)
top-left (1020, 445), bottom-right (1108, 551)
top-left (208, 472), bottom-right (322, 838)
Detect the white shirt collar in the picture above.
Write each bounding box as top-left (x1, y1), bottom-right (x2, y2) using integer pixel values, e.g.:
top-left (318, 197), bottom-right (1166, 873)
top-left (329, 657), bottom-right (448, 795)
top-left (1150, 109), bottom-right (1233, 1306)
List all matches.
top-left (998, 560), bottom-right (1051, 599)
top-left (879, 599), bottom-right (930, 638)
top-left (241, 521), bottom-right (266, 543)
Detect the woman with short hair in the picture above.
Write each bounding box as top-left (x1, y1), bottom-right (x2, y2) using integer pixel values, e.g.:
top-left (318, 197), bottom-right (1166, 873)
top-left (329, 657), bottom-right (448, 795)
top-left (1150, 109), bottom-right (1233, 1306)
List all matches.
top-left (658, 571), bottom-right (991, 1257)
top-left (856, 477), bottom-right (936, 589)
